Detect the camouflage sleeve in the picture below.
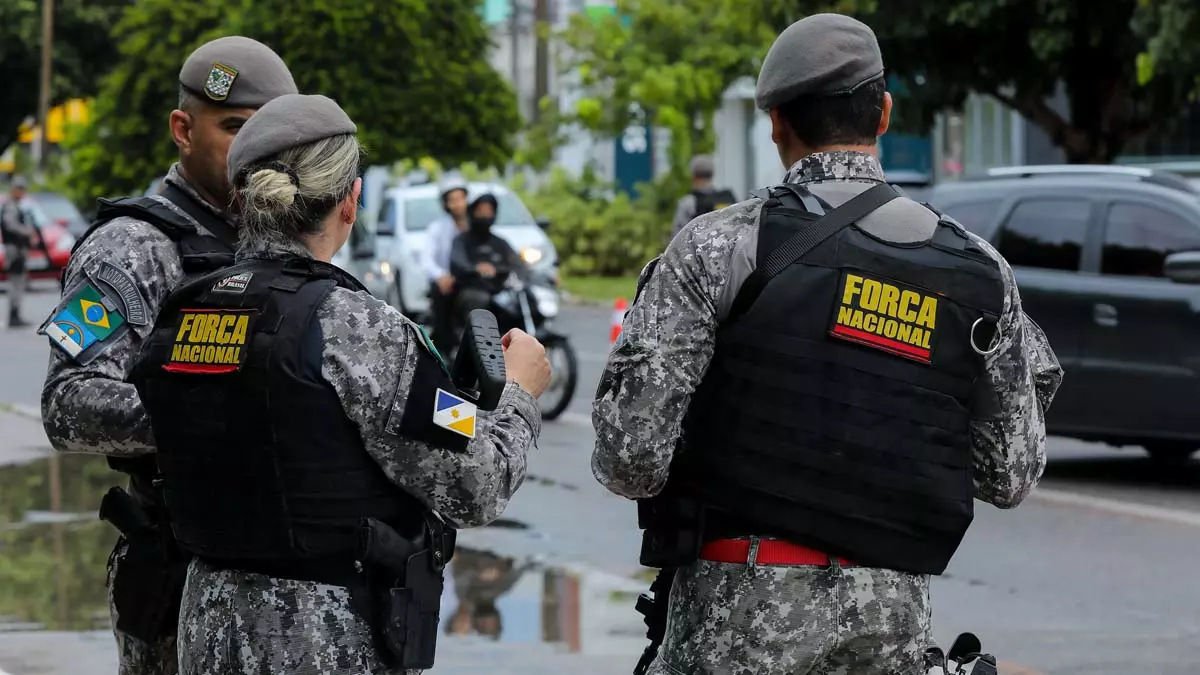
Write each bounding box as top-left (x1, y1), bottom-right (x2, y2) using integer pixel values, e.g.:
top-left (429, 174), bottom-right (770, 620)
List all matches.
top-left (40, 218), bottom-right (186, 455)
top-left (968, 244), bottom-right (1064, 508)
top-left (592, 203), bottom-right (756, 500)
top-left (317, 288), bottom-right (541, 528)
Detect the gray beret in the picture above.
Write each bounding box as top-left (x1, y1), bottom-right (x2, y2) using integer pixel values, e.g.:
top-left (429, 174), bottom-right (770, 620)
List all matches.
top-left (689, 155), bottom-right (714, 178)
top-left (754, 13), bottom-right (885, 111)
top-left (179, 36), bottom-right (297, 108)
top-left (227, 94), bottom-right (358, 183)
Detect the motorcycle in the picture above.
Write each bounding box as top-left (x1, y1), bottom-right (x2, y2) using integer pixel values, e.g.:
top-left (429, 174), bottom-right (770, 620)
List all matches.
top-left (444, 267), bottom-right (578, 421)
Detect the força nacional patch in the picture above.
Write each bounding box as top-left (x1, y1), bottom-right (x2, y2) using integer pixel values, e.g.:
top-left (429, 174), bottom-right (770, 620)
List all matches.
top-left (163, 309), bottom-right (257, 374)
top-left (829, 271), bottom-right (939, 364)
top-left (432, 388), bottom-right (477, 439)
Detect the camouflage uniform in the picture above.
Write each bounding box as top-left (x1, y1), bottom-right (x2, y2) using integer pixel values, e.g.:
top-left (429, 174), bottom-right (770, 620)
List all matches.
top-left (592, 151), bottom-right (1063, 675)
top-left (176, 236), bottom-right (542, 675)
top-left (40, 164), bottom-right (233, 675)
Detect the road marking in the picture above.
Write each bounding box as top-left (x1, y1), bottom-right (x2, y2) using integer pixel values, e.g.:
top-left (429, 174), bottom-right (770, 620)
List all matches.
top-left (1033, 487), bottom-right (1200, 528)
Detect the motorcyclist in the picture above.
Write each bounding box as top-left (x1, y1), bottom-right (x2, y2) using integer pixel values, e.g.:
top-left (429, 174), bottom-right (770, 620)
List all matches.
top-left (449, 193), bottom-right (526, 330)
top-left (423, 175), bottom-right (470, 350)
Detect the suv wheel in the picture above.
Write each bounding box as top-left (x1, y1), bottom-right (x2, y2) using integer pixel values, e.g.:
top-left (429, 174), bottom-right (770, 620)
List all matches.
top-left (1143, 442), bottom-right (1196, 464)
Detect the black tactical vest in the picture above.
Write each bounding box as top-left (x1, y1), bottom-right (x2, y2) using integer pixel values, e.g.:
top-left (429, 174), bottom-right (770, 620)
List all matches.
top-left (672, 183), bottom-right (1006, 575)
top-left (70, 185), bottom-right (237, 504)
top-left (692, 188), bottom-right (736, 217)
top-left (129, 257), bottom-right (423, 572)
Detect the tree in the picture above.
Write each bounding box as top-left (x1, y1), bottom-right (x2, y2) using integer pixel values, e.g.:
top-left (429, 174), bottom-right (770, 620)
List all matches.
top-left (230, 0), bottom-right (520, 171)
top-left (748, 0), bottom-right (1200, 164)
top-left (62, 0), bottom-right (232, 205)
top-left (559, 0), bottom-right (782, 183)
top-left (0, 0), bottom-right (131, 157)
top-left (1134, 0), bottom-right (1200, 95)
top-left (563, 0), bottom-right (1200, 166)
top-left (66, 0), bottom-right (521, 204)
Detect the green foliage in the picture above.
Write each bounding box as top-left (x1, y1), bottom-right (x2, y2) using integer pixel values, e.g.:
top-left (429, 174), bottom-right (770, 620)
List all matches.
top-left (1134, 0), bottom-right (1200, 95)
top-left (65, 0), bottom-right (520, 206)
top-left (559, 0), bottom-right (1200, 167)
top-left (0, 0), bottom-right (132, 156)
top-left (0, 454), bottom-right (124, 631)
top-left (557, 0), bottom-right (774, 184)
top-left (559, 274), bottom-right (639, 303)
top-left (746, 0), bottom-right (1200, 163)
top-left (230, 0), bottom-right (520, 170)
top-left (517, 167), bottom-right (666, 276)
top-left (62, 0), bottom-right (230, 206)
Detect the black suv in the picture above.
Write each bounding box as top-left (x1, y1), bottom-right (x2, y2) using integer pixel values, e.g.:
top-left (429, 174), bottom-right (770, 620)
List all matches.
top-left (929, 166), bottom-right (1200, 462)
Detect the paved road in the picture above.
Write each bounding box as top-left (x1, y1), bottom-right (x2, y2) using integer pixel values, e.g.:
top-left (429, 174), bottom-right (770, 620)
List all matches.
top-left (1, 287), bottom-right (1198, 675)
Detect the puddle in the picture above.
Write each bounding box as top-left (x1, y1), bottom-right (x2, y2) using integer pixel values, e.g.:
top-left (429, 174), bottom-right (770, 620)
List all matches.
top-left (0, 453), bottom-right (124, 632)
top-left (441, 547), bottom-right (647, 655)
top-left (0, 454), bottom-right (649, 655)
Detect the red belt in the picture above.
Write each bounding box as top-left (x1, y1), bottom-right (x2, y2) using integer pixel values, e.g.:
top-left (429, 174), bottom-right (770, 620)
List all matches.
top-left (699, 538), bottom-right (856, 567)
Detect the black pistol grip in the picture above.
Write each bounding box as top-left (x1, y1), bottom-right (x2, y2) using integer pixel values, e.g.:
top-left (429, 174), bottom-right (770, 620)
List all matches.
top-left (455, 309), bottom-right (507, 411)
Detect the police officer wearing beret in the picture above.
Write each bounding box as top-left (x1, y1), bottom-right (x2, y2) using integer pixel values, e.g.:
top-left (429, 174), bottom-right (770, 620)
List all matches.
top-left (670, 155), bottom-right (736, 241)
top-left (39, 36), bottom-right (297, 675)
top-left (593, 13), bottom-right (1064, 675)
top-left (127, 94), bottom-right (550, 674)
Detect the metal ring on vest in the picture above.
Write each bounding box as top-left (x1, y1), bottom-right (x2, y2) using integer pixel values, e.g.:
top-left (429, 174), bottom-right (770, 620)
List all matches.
top-left (969, 317), bottom-right (1001, 356)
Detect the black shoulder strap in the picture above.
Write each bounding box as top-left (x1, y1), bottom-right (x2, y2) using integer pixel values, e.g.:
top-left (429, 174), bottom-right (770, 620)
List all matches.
top-left (727, 182), bottom-right (901, 324)
top-left (160, 182), bottom-right (237, 249)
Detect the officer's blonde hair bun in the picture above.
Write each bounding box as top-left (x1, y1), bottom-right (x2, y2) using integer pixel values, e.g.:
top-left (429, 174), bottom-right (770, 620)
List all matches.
top-left (244, 168), bottom-right (298, 209)
top-left (234, 134), bottom-right (362, 248)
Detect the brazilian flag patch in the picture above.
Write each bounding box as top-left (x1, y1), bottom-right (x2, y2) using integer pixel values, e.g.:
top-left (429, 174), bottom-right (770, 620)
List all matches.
top-left (39, 281), bottom-right (129, 365)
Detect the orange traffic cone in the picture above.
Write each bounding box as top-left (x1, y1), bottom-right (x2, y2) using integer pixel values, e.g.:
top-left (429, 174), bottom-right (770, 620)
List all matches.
top-left (610, 297), bottom-right (628, 344)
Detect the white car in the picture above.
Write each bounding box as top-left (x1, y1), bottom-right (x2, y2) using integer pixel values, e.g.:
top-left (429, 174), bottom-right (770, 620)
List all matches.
top-left (374, 181), bottom-right (557, 320)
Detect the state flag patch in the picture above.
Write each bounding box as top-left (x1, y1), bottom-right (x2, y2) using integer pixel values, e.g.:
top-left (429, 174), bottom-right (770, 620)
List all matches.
top-left (432, 388), bottom-right (477, 439)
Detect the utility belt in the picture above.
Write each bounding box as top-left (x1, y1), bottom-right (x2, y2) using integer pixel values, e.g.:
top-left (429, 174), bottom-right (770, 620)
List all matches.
top-left (202, 514), bottom-right (457, 671)
top-left (99, 486), bottom-right (191, 643)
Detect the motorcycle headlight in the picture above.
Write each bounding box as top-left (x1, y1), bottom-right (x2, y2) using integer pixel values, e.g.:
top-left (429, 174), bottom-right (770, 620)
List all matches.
top-left (531, 285), bottom-right (559, 318)
top-left (521, 247), bottom-right (544, 265)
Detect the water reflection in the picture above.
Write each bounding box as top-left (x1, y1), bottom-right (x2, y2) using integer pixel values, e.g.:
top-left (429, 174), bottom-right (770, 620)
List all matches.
top-left (0, 453), bottom-right (124, 631)
top-left (0, 453), bottom-right (647, 656)
top-left (441, 547), bottom-right (647, 655)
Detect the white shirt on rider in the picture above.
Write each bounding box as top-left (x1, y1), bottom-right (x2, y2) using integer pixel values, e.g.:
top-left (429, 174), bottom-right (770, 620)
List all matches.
top-left (422, 214), bottom-right (463, 282)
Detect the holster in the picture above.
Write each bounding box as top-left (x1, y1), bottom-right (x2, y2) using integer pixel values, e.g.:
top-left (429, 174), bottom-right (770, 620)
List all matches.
top-left (356, 513), bottom-right (457, 670)
top-left (99, 486), bottom-right (191, 643)
top-left (637, 491), bottom-right (704, 569)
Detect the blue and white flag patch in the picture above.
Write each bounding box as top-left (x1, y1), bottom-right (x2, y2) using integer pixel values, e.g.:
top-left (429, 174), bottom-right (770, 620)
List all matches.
top-left (432, 388), bottom-right (477, 439)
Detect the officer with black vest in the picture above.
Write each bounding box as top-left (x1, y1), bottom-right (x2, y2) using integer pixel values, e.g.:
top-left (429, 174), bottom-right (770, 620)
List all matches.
top-left (670, 155), bottom-right (736, 241)
top-left (129, 93), bottom-right (549, 674)
top-left (39, 36), bottom-right (297, 675)
top-left (592, 13), bottom-right (1064, 675)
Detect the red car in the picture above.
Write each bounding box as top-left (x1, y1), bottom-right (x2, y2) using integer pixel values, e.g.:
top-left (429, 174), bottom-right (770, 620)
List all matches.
top-left (0, 195), bottom-right (75, 282)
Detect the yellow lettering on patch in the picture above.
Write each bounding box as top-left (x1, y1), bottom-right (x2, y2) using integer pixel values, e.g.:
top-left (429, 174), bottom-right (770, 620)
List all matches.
top-left (877, 284), bottom-right (900, 319)
top-left (842, 274), bottom-right (863, 305)
top-left (829, 271), bottom-right (939, 363)
top-left (163, 310), bottom-right (256, 374)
